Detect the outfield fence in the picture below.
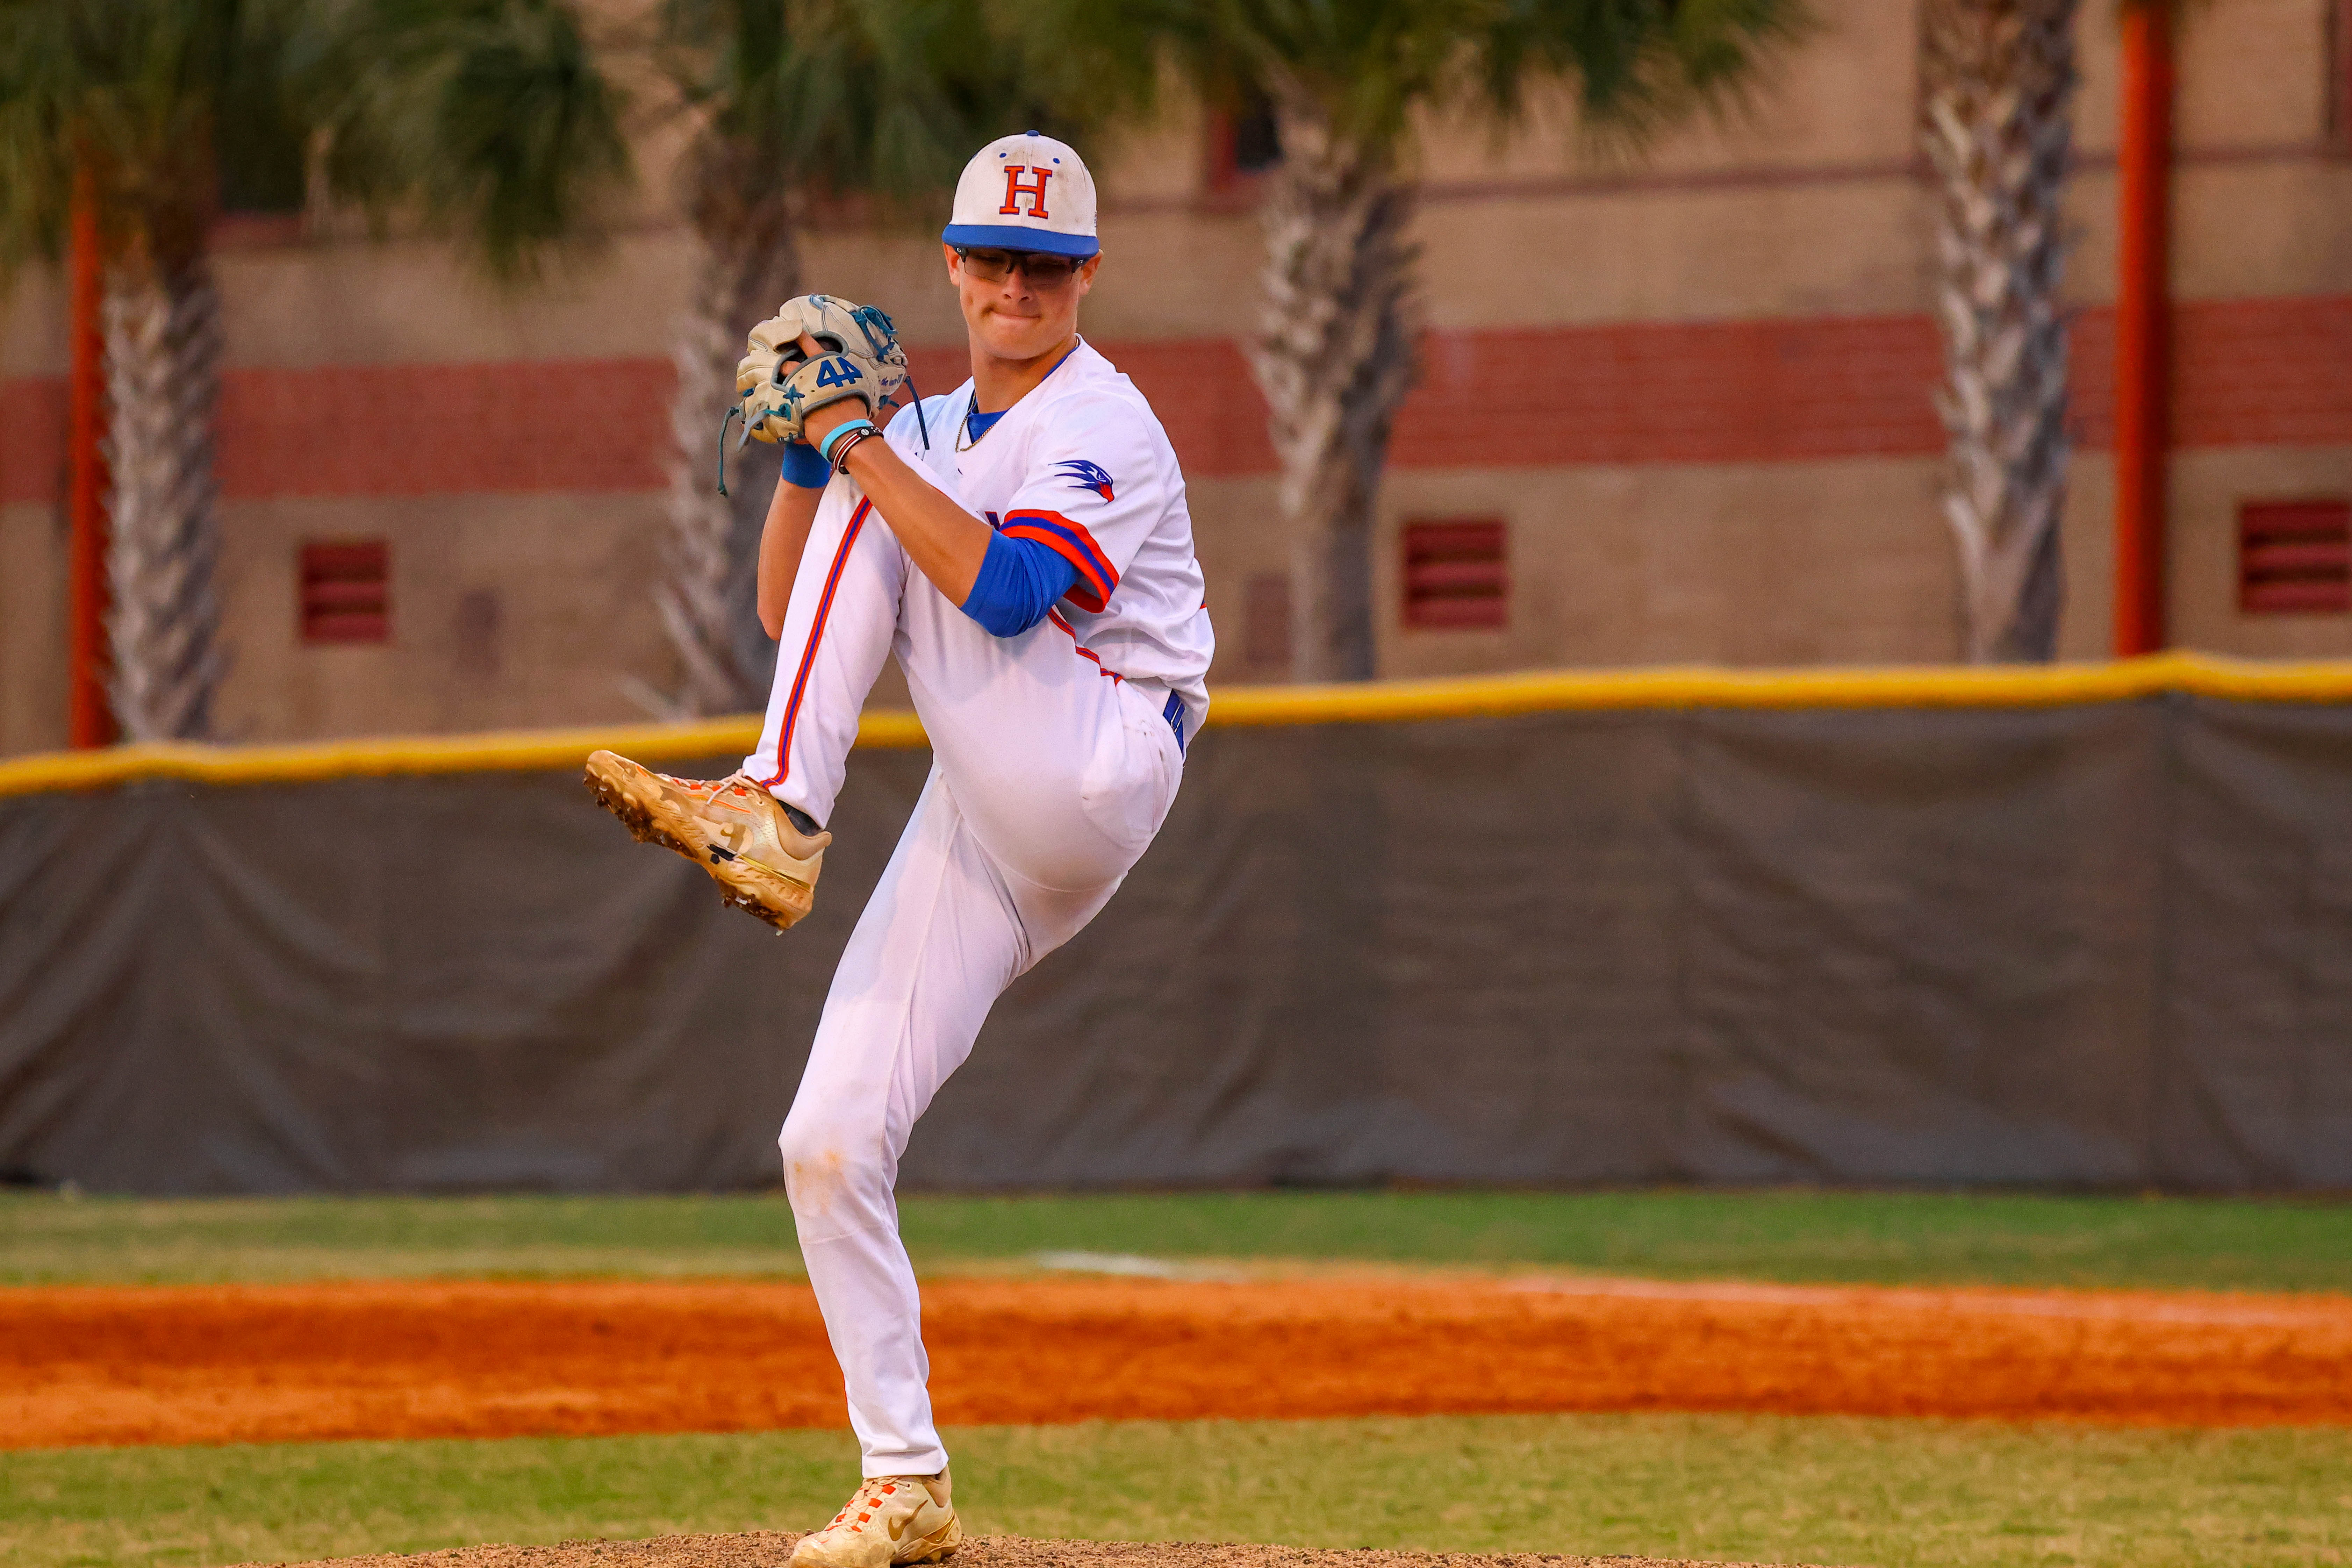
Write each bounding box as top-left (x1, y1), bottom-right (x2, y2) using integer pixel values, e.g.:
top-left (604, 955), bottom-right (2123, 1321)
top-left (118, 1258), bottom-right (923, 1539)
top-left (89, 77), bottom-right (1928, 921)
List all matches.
top-left (3, 653), bottom-right (2349, 1194)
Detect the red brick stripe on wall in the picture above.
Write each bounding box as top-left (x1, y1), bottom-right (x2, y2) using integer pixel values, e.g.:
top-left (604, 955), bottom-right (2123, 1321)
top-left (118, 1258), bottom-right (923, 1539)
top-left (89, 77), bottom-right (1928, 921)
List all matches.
top-left (1091, 339), bottom-right (1278, 475)
top-left (2, 296), bottom-right (2347, 507)
top-left (1400, 315), bottom-right (1948, 471)
top-left (906, 340), bottom-right (1278, 474)
top-left (2174, 295), bottom-right (2352, 448)
top-left (874, 299), bottom-right (2352, 475)
top-left (215, 358), bottom-right (672, 499)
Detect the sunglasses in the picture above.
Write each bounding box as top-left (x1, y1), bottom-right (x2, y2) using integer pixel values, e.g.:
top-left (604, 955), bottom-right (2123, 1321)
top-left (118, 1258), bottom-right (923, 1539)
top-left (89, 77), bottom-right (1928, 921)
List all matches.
top-left (953, 246), bottom-right (1087, 287)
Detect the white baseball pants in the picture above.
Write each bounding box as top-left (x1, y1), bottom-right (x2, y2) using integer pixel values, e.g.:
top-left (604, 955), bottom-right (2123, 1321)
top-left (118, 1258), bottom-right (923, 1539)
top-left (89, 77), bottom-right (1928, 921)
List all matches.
top-left (742, 480), bottom-right (1184, 1477)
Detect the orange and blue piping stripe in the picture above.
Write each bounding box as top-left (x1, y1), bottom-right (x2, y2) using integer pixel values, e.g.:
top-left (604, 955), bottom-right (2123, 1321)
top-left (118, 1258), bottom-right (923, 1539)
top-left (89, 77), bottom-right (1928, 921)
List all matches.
top-left (761, 499), bottom-right (872, 787)
top-left (1002, 510), bottom-right (1117, 612)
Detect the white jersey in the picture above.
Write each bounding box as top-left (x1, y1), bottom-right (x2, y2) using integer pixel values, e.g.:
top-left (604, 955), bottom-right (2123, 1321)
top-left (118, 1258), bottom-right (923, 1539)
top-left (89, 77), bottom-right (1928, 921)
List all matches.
top-left (891, 338), bottom-right (1213, 736)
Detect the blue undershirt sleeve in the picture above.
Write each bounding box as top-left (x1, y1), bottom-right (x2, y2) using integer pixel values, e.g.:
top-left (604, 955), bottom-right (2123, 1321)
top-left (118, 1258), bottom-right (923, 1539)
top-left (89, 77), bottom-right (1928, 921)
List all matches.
top-left (960, 530), bottom-right (1082, 637)
top-left (778, 440), bottom-right (833, 489)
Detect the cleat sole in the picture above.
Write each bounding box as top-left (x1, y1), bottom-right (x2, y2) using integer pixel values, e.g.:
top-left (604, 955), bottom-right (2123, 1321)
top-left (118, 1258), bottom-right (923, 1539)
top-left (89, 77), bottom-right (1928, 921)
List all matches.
top-left (582, 765), bottom-right (700, 864)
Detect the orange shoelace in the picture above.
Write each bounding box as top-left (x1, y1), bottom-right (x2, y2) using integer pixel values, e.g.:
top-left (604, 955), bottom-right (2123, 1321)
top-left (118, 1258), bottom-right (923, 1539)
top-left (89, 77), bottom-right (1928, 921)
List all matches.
top-left (826, 1476), bottom-right (915, 1535)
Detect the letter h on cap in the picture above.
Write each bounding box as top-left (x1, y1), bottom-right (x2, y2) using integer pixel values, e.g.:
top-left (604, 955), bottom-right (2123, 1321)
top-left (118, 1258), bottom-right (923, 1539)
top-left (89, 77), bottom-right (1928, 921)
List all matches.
top-left (999, 166), bottom-right (1053, 219)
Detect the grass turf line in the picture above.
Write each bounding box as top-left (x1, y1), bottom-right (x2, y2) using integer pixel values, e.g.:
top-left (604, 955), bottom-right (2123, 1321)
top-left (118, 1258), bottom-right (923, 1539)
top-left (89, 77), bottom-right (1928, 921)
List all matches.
top-left (3, 1188), bottom-right (2350, 1293)
top-left (5, 1414), bottom-right (2349, 1568)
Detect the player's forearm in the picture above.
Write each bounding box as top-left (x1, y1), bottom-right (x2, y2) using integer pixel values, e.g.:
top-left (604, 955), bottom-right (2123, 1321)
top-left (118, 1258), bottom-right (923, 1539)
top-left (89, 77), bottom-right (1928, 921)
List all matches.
top-left (757, 477), bottom-right (825, 639)
top-left (838, 439), bottom-right (991, 605)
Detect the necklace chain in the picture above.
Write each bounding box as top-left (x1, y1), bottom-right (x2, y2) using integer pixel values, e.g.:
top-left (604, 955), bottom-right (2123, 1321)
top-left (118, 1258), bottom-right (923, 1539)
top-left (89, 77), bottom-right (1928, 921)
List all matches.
top-left (956, 395), bottom-right (991, 452)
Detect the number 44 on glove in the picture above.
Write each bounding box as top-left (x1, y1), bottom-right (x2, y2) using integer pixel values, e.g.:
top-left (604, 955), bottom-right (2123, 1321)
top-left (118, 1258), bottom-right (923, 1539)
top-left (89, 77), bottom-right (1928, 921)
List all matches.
top-left (718, 294), bottom-right (913, 494)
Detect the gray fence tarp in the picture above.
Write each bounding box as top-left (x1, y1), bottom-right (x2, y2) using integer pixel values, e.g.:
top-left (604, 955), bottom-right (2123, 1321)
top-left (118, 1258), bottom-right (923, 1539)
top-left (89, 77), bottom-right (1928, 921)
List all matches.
top-left (2, 695), bottom-right (2349, 1194)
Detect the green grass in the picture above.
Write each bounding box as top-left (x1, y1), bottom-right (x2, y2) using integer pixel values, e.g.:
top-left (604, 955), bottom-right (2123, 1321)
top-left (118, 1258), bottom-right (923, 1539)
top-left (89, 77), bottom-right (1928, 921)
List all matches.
top-left (3, 1188), bottom-right (2349, 1293)
top-left (5, 1414), bottom-right (2348, 1568)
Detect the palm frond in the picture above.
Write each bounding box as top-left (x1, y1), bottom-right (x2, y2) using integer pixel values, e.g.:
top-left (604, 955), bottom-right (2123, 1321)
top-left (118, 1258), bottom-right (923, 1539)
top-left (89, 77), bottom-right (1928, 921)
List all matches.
top-left (0, 0), bottom-right (271, 274)
top-left (1030, 0), bottom-right (1805, 162)
top-left (660, 0), bottom-right (1089, 239)
top-left (0, 0), bottom-right (80, 269)
top-left (286, 0), bottom-right (633, 280)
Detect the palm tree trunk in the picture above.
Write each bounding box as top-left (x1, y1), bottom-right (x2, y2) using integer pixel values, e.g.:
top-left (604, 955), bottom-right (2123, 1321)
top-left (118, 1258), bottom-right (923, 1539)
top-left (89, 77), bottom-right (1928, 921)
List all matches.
top-left (1251, 92), bottom-right (1419, 683)
top-left (102, 253), bottom-right (225, 740)
top-left (1921, 0), bottom-right (2079, 663)
top-left (657, 172), bottom-right (801, 718)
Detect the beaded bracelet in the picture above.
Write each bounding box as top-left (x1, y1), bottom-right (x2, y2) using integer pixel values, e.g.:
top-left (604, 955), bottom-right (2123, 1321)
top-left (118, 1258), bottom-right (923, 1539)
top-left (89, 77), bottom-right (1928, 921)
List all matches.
top-left (826, 425), bottom-right (882, 473)
top-left (818, 417), bottom-right (875, 467)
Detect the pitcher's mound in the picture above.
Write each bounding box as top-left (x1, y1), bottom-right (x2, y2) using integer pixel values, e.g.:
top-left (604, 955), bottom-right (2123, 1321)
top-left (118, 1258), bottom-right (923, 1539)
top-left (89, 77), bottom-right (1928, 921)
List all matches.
top-left (266, 1533), bottom-right (1801, 1568)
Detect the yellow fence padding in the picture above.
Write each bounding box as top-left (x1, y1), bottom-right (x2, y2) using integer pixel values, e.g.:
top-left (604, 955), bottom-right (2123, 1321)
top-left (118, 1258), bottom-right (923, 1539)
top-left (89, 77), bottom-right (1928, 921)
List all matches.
top-left (6, 651), bottom-right (2352, 801)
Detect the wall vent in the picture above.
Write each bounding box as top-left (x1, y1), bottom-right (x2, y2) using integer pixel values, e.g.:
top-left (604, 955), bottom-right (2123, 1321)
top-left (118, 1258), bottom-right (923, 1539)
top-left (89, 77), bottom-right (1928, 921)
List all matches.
top-left (300, 540), bottom-right (391, 643)
top-left (1206, 92), bottom-right (1283, 192)
top-left (1401, 520), bottom-right (1508, 631)
top-left (2238, 500), bottom-right (2351, 615)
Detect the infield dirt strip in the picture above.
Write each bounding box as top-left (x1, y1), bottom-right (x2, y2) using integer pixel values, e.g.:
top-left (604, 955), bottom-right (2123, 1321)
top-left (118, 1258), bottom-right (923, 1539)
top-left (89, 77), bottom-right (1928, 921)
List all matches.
top-left (6, 1274), bottom-right (2351, 1449)
top-left (267, 1532), bottom-right (1787, 1568)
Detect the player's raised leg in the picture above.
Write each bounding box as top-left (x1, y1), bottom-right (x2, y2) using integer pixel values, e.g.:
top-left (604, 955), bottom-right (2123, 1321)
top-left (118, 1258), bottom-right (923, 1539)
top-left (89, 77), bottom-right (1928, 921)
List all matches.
top-left (586, 296), bottom-right (913, 930)
top-left (586, 473), bottom-right (898, 929)
top-left (740, 487), bottom-right (912, 831)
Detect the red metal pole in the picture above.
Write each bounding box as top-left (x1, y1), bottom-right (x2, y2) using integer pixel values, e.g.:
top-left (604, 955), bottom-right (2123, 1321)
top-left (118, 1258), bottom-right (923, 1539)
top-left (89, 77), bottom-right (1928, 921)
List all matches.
top-left (2112, 5), bottom-right (2174, 657)
top-left (66, 167), bottom-right (113, 747)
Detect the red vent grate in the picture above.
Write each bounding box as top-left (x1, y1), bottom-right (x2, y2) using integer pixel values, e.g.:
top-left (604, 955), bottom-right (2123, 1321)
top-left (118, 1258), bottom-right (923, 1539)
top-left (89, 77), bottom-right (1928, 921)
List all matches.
top-left (1402, 520), bottom-right (1508, 630)
top-left (2239, 500), bottom-right (2350, 615)
top-left (301, 540), bottom-right (390, 643)
top-left (1205, 93), bottom-right (1283, 193)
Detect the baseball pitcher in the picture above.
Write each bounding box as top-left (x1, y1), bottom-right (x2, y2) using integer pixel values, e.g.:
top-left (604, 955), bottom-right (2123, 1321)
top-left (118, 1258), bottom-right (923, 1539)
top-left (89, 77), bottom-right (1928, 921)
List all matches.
top-left (585, 132), bottom-right (1212, 1566)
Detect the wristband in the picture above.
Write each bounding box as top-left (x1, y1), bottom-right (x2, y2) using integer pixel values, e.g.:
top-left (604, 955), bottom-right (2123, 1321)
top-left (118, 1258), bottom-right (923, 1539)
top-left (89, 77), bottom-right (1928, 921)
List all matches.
top-left (831, 428), bottom-right (883, 473)
top-left (818, 418), bottom-right (875, 467)
top-left (779, 440), bottom-right (832, 489)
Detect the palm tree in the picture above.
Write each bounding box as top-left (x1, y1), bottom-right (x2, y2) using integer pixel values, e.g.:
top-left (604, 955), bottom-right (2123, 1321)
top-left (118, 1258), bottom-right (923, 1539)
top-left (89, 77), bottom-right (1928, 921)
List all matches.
top-left (1035, 0), bottom-right (1807, 680)
top-left (3, 0), bottom-right (249, 740)
top-left (1922, 0), bottom-right (2194, 663)
top-left (0, 0), bottom-right (629, 740)
top-left (1920, 0), bottom-right (2078, 663)
top-left (645, 0), bottom-right (1081, 716)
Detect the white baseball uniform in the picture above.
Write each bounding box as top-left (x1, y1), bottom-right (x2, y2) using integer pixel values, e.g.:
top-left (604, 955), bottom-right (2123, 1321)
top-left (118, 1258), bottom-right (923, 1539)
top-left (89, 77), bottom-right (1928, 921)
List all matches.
top-left (745, 337), bottom-right (1211, 1476)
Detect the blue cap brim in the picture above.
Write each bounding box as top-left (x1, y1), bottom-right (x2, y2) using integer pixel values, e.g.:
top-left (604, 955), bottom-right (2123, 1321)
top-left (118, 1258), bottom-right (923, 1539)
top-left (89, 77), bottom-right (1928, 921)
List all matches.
top-left (942, 224), bottom-right (1099, 258)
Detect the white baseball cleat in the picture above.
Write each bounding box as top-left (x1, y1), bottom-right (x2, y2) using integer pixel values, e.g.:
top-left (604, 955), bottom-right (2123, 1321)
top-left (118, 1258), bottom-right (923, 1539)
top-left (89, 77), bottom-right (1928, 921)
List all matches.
top-left (790, 1471), bottom-right (961, 1568)
top-left (583, 751), bottom-right (829, 931)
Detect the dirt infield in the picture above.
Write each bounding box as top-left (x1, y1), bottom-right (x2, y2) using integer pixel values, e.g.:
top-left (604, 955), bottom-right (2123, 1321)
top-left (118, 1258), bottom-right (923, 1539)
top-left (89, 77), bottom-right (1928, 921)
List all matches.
top-left (261, 1532), bottom-right (1780, 1568)
top-left (10, 1273), bottom-right (2351, 1449)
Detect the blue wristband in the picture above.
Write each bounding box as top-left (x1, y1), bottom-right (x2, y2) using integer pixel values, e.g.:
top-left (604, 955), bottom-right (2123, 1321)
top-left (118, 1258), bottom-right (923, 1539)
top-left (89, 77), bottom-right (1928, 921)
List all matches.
top-left (819, 418), bottom-right (876, 466)
top-left (779, 441), bottom-right (832, 489)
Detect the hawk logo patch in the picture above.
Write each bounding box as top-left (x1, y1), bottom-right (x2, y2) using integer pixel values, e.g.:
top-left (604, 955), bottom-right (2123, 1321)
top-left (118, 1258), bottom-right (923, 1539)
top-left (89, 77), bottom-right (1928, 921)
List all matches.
top-left (1053, 459), bottom-right (1116, 502)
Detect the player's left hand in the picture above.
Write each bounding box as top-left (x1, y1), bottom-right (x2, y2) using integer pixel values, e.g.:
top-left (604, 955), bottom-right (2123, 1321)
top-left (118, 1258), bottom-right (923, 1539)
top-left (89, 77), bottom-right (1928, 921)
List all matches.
top-left (734, 295), bottom-right (909, 447)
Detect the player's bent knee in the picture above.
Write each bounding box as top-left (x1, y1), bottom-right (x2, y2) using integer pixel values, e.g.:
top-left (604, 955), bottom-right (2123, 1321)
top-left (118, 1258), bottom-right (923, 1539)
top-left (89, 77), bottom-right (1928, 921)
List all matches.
top-left (777, 1115), bottom-right (891, 1225)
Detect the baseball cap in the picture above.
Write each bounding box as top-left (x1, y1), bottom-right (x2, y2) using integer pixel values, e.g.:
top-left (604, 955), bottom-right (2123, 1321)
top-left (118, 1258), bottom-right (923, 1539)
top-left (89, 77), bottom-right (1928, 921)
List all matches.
top-left (942, 131), bottom-right (1099, 258)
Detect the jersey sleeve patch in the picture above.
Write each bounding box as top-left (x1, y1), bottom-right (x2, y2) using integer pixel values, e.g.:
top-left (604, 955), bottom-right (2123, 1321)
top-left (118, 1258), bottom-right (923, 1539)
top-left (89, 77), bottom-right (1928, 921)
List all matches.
top-left (1003, 509), bottom-right (1118, 613)
top-left (1052, 459), bottom-right (1116, 502)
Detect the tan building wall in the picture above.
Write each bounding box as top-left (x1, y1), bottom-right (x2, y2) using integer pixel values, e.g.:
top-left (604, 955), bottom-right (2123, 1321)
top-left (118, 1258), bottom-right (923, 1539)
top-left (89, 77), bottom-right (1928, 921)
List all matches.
top-left (6, 0), bottom-right (2352, 756)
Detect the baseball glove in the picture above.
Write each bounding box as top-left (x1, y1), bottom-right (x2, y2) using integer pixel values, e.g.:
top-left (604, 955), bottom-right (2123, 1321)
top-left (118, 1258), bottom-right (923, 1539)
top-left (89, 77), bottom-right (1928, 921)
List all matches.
top-left (734, 294), bottom-right (910, 447)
